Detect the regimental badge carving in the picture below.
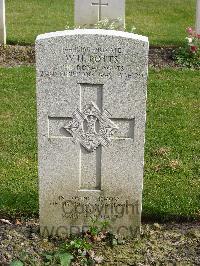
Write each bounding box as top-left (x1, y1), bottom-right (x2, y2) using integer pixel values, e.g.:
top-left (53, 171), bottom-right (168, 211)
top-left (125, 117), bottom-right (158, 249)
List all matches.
top-left (64, 102), bottom-right (119, 152)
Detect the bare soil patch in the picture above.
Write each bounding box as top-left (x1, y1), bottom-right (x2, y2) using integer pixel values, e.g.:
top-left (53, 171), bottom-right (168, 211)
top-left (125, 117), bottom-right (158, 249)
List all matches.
top-left (0, 219), bottom-right (199, 265)
top-left (0, 45), bottom-right (35, 67)
top-left (0, 45), bottom-right (178, 68)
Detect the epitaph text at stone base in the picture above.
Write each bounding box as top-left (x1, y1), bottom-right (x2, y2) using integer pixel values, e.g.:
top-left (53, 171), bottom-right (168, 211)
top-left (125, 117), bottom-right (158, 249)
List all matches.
top-left (36, 29), bottom-right (149, 237)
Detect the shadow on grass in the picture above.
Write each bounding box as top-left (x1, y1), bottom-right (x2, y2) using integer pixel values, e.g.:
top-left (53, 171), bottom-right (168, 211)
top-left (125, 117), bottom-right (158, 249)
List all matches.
top-left (142, 212), bottom-right (199, 223)
top-left (0, 190), bottom-right (38, 220)
top-left (6, 39), bottom-right (34, 46)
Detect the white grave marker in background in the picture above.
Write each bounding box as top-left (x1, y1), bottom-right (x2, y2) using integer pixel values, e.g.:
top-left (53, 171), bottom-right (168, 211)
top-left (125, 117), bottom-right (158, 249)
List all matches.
top-left (75, 0), bottom-right (125, 28)
top-left (0, 0), bottom-right (6, 44)
top-left (196, 0), bottom-right (200, 34)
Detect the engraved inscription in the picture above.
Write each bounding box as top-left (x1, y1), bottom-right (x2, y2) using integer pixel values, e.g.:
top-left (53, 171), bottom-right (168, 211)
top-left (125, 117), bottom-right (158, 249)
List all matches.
top-left (49, 195), bottom-right (140, 220)
top-left (37, 46), bottom-right (143, 80)
top-left (64, 102), bottom-right (119, 152)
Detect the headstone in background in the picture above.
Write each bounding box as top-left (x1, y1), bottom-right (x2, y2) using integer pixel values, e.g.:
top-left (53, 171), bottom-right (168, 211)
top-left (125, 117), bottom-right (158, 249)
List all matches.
top-left (0, 0), bottom-right (6, 44)
top-left (36, 29), bottom-right (149, 237)
top-left (74, 0), bottom-right (125, 29)
top-left (196, 0), bottom-right (200, 34)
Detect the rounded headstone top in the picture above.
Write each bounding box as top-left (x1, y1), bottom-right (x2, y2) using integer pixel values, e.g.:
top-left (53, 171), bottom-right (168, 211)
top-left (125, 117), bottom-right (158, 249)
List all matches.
top-left (36, 29), bottom-right (148, 43)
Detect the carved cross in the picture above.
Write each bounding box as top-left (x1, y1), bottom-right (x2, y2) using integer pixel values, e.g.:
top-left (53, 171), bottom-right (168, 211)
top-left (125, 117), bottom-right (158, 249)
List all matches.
top-left (48, 83), bottom-right (134, 191)
top-left (91, 0), bottom-right (109, 21)
top-left (64, 102), bottom-right (118, 152)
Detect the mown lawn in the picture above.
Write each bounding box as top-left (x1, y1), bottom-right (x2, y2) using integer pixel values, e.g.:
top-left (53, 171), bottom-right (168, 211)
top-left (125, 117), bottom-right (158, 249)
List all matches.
top-left (6, 0), bottom-right (73, 45)
top-left (0, 67), bottom-right (199, 220)
top-left (144, 68), bottom-right (200, 221)
top-left (6, 0), bottom-right (196, 45)
top-left (126, 0), bottom-right (196, 45)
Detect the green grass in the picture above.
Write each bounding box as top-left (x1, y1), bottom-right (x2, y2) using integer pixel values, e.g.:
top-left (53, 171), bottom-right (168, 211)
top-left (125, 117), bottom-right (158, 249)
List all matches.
top-left (0, 67), bottom-right (38, 217)
top-left (144, 68), bottom-right (200, 221)
top-left (6, 0), bottom-right (73, 45)
top-left (0, 67), bottom-right (199, 220)
top-left (126, 0), bottom-right (196, 45)
top-left (6, 0), bottom-right (196, 45)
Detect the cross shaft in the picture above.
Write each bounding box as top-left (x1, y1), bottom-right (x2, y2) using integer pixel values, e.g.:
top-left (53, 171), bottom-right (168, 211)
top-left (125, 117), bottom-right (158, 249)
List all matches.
top-left (48, 83), bottom-right (134, 192)
top-left (91, 0), bottom-right (108, 21)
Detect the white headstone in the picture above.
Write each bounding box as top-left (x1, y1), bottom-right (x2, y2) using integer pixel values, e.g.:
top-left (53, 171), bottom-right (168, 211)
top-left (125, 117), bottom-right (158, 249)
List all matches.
top-left (196, 0), bottom-right (200, 34)
top-left (0, 0), bottom-right (6, 44)
top-left (75, 0), bottom-right (125, 28)
top-left (36, 29), bottom-right (149, 238)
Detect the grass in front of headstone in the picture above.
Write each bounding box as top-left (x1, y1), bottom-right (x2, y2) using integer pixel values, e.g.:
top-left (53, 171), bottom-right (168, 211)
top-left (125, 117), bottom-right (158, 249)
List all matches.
top-left (6, 0), bottom-right (195, 45)
top-left (0, 67), bottom-right (199, 220)
top-left (0, 67), bottom-right (38, 217)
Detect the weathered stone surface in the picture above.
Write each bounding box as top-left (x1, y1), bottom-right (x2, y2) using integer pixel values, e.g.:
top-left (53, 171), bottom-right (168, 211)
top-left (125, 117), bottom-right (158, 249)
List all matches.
top-left (74, 0), bottom-right (125, 28)
top-left (36, 29), bottom-right (149, 237)
top-left (0, 0), bottom-right (6, 44)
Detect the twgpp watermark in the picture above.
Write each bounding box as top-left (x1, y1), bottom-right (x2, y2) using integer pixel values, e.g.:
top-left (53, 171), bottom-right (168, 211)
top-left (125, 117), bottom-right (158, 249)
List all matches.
top-left (41, 200), bottom-right (141, 238)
